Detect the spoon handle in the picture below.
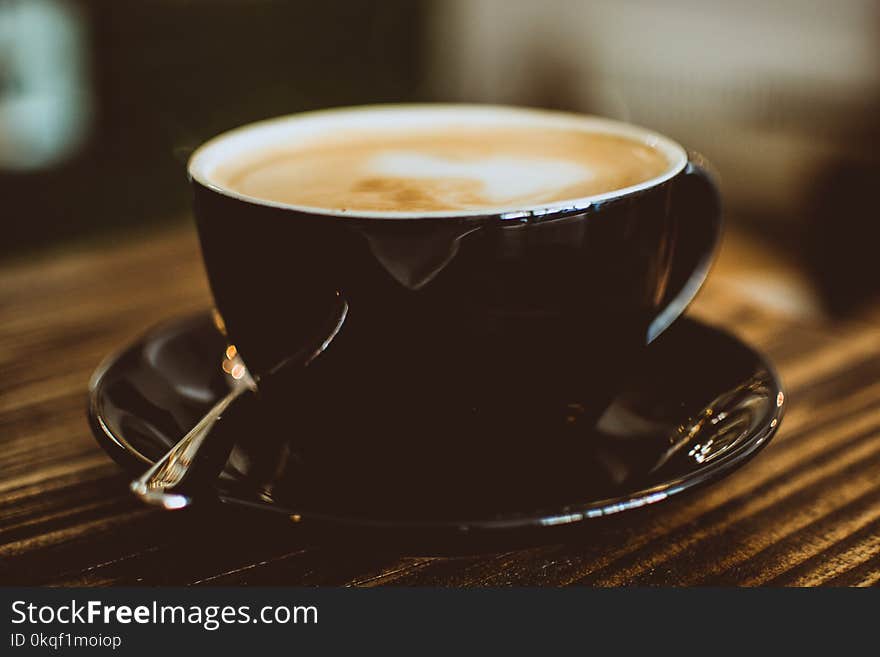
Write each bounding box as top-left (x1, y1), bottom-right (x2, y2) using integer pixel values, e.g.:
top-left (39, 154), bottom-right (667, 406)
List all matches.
top-left (129, 297), bottom-right (348, 509)
top-left (129, 384), bottom-right (249, 509)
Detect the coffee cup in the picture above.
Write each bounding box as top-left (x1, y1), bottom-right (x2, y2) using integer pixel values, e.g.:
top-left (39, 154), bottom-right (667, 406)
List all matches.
top-left (187, 105), bottom-right (720, 441)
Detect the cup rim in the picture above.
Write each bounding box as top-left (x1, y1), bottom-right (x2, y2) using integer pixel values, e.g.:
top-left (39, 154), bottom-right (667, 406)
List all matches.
top-left (188, 103), bottom-right (689, 220)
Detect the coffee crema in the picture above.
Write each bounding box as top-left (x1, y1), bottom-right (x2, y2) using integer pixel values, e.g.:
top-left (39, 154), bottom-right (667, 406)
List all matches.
top-left (213, 125), bottom-right (671, 213)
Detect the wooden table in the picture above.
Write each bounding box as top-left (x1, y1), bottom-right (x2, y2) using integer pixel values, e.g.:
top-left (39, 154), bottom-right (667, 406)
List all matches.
top-left (1, 227), bottom-right (878, 587)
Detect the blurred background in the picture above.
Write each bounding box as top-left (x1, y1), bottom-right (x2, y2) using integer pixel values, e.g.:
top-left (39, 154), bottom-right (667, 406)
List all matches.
top-left (1, 0), bottom-right (878, 320)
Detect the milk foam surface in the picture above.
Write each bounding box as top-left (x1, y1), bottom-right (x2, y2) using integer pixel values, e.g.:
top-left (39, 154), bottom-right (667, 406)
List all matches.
top-left (214, 124), bottom-right (671, 213)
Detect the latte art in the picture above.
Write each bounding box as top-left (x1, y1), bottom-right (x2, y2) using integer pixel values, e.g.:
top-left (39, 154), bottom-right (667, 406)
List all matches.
top-left (214, 125), bottom-right (671, 213)
top-left (368, 152), bottom-right (593, 204)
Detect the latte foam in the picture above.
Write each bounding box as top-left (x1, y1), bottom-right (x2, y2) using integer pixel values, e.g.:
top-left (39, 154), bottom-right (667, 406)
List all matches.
top-left (196, 107), bottom-right (682, 216)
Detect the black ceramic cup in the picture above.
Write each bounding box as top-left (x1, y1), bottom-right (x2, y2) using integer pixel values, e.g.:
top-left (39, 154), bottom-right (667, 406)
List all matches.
top-left (188, 105), bottom-right (721, 450)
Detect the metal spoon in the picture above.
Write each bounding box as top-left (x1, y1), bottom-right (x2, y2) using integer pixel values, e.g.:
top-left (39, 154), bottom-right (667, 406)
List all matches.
top-left (130, 299), bottom-right (348, 509)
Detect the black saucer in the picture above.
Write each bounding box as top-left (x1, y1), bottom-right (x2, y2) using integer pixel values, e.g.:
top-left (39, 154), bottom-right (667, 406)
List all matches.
top-left (88, 312), bottom-right (784, 533)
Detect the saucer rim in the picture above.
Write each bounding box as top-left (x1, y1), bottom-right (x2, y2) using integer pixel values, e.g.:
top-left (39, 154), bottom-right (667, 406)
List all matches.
top-left (88, 311), bottom-right (785, 532)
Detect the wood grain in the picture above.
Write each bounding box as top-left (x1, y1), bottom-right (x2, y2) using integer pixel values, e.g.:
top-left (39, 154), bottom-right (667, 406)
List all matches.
top-left (0, 226), bottom-right (878, 587)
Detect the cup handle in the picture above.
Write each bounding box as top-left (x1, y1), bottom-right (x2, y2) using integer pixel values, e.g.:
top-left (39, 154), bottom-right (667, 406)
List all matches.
top-left (646, 153), bottom-right (723, 343)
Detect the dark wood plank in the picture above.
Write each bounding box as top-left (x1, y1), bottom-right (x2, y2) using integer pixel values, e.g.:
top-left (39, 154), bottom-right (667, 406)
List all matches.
top-left (0, 226), bottom-right (878, 586)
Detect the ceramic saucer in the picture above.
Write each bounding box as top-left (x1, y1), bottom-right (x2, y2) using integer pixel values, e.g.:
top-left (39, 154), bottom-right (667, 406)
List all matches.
top-left (88, 312), bottom-right (784, 533)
